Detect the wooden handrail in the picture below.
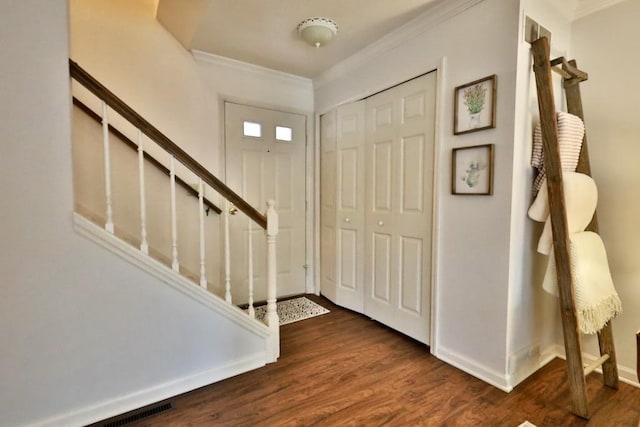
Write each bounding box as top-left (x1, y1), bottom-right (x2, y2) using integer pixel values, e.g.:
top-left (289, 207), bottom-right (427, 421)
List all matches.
top-left (69, 59), bottom-right (267, 229)
top-left (72, 97), bottom-right (222, 216)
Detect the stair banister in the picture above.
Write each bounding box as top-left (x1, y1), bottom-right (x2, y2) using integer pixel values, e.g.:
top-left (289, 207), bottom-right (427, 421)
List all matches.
top-left (101, 101), bottom-right (114, 233)
top-left (69, 59), bottom-right (266, 229)
top-left (137, 129), bottom-right (149, 255)
top-left (198, 178), bottom-right (207, 289)
top-left (73, 96), bottom-right (222, 216)
top-left (265, 200), bottom-right (279, 359)
top-left (224, 200), bottom-right (233, 304)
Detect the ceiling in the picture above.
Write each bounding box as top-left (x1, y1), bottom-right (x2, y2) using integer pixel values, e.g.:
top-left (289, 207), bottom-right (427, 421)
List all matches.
top-left (156, 0), bottom-right (441, 78)
top-left (156, 0), bottom-right (626, 79)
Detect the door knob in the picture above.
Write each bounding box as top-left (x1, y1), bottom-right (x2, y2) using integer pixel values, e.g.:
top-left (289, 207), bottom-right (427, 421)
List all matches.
top-left (229, 207), bottom-right (238, 215)
top-left (344, 217), bottom-right (351, 223)
top-left (377, 221), bottom-right (384, 226)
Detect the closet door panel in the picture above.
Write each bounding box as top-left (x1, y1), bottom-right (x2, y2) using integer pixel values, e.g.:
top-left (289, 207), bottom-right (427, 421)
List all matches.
top-left (335, 103), bottom-right (365, 311)
top-left (320, 111), bottom-right (337, 302)
top-left (401, 135), bottom-right (425, 213)
top-left (330, 101), bottom-right (366, 312)
top-left (337, 228), bottom-right (357, 290)
top-left (399, 236), bottom-right (423, 315)
top-left (372, 232), bottom-right (392, 302)
top-left (339, 148), bottom-right (358, 210)
top-left (364, 72), bottom-right (436, 345)
top-left (373, 141), bottom-right (393, 212)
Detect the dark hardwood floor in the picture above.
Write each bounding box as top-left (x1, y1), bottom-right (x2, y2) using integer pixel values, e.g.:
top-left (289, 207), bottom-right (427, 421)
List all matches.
top-left (123, 295), bottom-right (639, 426)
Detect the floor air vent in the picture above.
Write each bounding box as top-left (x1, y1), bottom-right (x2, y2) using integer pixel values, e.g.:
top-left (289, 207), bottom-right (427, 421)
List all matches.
top-left (101, 401), bottom-right (173, 427)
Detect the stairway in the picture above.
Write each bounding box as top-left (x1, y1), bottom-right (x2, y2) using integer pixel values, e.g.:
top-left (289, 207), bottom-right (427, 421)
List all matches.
top-left (70, 59), bottom-right (281, 361)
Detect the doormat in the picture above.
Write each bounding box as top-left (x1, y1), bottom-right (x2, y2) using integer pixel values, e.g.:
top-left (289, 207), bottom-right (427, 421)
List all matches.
top-left (251, 297), bottom-right (330, 325)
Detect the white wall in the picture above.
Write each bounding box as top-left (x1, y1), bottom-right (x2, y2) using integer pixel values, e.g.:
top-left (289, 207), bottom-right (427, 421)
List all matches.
top-left (70, 0), bottom-right (217, 171)
top-left (0, 1), bottom-right (269, 426)
top-left (315, 0), bottom-right (521, 390)
top-left (572, 0), bottom-right (640, 385)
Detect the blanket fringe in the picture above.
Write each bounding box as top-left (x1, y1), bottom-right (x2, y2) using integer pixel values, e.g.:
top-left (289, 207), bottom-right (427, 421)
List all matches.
top-left (578, 293), bottom-right (622, 335)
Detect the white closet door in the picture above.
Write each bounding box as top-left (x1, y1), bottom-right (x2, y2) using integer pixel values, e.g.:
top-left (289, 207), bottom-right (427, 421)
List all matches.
top-left (320, 102), bottom-right (366, 312)
top-left (225, 102), bottom-right (307, 302)
top-left (364, 73), bottom-right (436, 344)
top-left (320, 110), bottom-right (338, 302)
top-left (335, 102), bottom-right (366, 311)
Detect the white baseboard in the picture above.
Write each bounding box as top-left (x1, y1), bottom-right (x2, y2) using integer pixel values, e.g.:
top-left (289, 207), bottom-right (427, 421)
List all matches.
top-left (436, 341), bottom-right (638, 393)
top-left (435, 345), bottom-right (512, 392)
top-left (554, 345), bottom-right (640, 388)
top-left (32, 354), bottom-right (266, 427)
top-left (505, 343), bottom-right (559, 389)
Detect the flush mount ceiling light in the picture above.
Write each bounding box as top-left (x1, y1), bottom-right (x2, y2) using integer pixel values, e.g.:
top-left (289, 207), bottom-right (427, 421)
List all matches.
top-left (297, 17), bottom-right (338, 48)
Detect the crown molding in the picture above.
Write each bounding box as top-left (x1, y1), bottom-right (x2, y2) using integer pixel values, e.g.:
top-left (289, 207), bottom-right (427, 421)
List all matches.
top-left (544, 0), bottom-right (579, 21)
top-left (192, 49), bottom-right (313, 89)
top-left (313, 0), bottom-right (483, 89)
top-left (574, 0), bottom-right (626, 20)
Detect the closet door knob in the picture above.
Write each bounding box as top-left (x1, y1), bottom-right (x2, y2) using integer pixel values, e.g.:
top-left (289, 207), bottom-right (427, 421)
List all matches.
top-left (377, 221), bottom-right (384, 227)
top-left (344, 217), bottom-right (351, 223)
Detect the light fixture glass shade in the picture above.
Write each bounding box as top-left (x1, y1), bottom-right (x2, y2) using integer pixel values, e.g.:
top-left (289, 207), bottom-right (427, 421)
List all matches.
top-left (297, 17), bottom-right (338, 48)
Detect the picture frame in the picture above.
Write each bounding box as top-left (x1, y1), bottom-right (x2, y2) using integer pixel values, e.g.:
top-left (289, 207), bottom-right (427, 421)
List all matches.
top-left (451, 144), bottom-right (494, 195)
top-left (453, 75), bottom-right (497, 135)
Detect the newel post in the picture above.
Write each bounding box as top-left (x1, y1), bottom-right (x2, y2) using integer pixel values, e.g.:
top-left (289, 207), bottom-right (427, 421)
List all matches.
top-left (265, 199), bottom-right (280, 361)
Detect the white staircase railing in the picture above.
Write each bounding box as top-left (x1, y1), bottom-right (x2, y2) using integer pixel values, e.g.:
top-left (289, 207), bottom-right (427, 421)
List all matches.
top-left (70, 59), bottom-right (280, 361)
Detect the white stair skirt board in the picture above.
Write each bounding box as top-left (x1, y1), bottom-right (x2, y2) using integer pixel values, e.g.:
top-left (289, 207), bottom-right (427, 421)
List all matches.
top-left (72, 213), bottom-right (272, 339)
top-left (250, 297), bottom-right (330, 325)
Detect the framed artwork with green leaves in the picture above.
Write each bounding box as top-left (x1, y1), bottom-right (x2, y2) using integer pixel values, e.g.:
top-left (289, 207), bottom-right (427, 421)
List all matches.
top-left (453, 75), bottom-right (497, 135)
top-left (451, 144), bottom-right (494, 195)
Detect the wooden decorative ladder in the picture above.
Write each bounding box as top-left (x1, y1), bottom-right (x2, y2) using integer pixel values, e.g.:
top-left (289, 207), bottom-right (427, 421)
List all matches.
top-left (531, 37), bottom-right (619, 419)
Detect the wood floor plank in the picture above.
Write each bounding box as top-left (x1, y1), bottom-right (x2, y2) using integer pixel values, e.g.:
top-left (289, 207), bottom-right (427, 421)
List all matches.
top-left (114, 295), bottom-right (640, 426)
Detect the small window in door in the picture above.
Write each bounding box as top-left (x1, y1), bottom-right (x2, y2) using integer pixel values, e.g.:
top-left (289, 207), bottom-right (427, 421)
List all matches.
top-left (275, 126), bottom-right (293, 142)
top-left (243, 121), bottom-right (262, 138)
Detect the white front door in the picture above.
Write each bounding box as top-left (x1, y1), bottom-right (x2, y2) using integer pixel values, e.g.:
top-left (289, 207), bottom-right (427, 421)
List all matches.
top-left (224, 102), bottom-right (307, 302)
top-left (364, 73), bottom-right (436, 344)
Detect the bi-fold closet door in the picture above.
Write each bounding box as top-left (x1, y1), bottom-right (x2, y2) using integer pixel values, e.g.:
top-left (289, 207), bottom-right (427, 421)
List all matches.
top-left (320, 72), bottom-right (436, 345)
top-left (320, 102), bottom-right (366, 313)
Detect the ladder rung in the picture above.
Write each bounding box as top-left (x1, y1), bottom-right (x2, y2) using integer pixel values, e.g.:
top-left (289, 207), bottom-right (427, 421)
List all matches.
top-left (550, 56), bottom-right (588, 81)
top-left (551, 65), bottom-right (572, 79)
top-left (583, 354), bottom-right (610, 376)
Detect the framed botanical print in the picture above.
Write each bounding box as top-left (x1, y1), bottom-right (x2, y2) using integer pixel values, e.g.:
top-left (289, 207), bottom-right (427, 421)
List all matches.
top-left (454, 75), bottom-right (497, 135)
top-left (452, 144), bottom-right (494, 195)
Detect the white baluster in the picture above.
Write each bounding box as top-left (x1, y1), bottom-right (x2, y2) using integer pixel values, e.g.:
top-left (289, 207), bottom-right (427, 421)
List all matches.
top-left (170, 156), bottom-right (179, 272)
top-left (224, 200), bottom-right (232, 304)
top-left (247, 219), bottom-right (255, 318)
top-left (101, 101), bottom-right (114, 233)
top-left (198, 179), bottom-right (207, 289)
top-left (265, 199), bottom-right (279, 361)
top-left (137, 129), bottom-right (148, 255)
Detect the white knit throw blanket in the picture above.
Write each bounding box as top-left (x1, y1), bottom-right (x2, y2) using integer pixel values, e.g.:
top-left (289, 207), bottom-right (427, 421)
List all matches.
top-left (543, 231), bottom-right (622, 334)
